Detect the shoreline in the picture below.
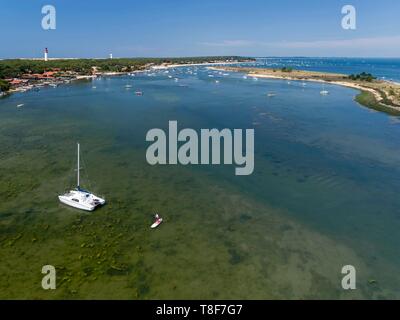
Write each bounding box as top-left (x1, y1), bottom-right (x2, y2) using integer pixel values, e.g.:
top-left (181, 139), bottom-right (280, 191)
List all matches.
top-left (209, 66), bottom-right (400, 115)
top-left (1, 60), bottom-right (249, 96)
top-left (243, 72), bottom-right (384, 107)
top-left (4, 62), bottom-right (400, 116)
top-left (160, 61), bottom-right (246, 69)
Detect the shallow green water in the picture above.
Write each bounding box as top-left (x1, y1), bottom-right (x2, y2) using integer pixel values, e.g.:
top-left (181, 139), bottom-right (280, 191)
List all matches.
top-left (1, 68), bottom-right (400, 299)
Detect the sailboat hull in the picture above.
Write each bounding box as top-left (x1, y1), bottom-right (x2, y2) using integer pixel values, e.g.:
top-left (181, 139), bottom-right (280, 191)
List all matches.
top-left (59, 196), bottom-right (95, 211)
top-left (58, 190), bottom-right (105, 211)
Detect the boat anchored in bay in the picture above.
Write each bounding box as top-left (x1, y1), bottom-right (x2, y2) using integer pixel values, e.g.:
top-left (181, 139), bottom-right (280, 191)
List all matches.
top-left (320, 84), bottom-right (329, 95)
top-left (58, 143), bottom-right (105, 211)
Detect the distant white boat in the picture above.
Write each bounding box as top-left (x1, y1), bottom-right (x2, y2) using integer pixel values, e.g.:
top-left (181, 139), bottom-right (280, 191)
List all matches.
top-left (320, 84), bottom-right (329, 95)
top-left (16, 104), bottom-right (24, 108)
top-left (267, 92), bottom-right (276, 97)
top-left (58, 143), bottom-right (105, 211)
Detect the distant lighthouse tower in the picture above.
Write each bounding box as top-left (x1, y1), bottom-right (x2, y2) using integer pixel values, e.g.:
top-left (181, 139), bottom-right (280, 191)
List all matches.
top-left (44, 48), bottom-right (48, 61)
top-left (109, 53), bottom-right (113, 59)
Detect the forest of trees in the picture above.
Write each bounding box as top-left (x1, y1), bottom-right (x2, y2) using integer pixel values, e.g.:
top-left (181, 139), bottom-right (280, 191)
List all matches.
top-left (0, 56), bottom-right (252, 81)
top-left (0, 79), bottom-right (11, 92)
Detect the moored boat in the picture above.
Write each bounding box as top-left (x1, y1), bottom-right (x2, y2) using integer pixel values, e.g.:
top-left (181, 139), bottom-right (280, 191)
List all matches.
top-left (58, 143), bottom-right (105, 211)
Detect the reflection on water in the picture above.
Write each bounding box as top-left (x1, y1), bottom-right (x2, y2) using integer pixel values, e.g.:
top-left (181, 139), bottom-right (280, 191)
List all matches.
top-left (0, 66), bottom-right (400, 299)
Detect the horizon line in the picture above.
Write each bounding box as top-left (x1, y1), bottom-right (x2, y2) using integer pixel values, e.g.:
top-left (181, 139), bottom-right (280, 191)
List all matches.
top-left (1, 55), bottom-right (400, 60)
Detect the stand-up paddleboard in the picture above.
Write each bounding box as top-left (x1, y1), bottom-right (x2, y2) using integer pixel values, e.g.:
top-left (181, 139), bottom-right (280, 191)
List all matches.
top-left (151, 214), bottom-right (163, 229)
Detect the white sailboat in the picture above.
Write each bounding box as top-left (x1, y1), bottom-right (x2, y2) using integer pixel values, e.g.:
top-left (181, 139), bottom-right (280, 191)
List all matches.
top-left (58, 143), bottom-right (105, 211)
top-left (320, 83), bottom-right (329, 95)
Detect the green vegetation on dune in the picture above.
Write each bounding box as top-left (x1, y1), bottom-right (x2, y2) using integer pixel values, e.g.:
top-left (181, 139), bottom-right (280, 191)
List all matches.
top-left (348, 72), bottom-right (376, 82)
top-left (281, 67), bottom-right (293, 73)
top-left (355, 91), bottom-right (400, 116)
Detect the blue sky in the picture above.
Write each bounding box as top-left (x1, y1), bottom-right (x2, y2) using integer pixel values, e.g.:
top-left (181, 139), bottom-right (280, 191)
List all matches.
top-left (1, 0), bottom-right (399, 58)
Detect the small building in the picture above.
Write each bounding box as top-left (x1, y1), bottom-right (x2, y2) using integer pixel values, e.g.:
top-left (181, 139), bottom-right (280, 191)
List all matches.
top-left (42, 71), bottom-right (55, 78)
top-left (9, 79), bottom-right (24, 85)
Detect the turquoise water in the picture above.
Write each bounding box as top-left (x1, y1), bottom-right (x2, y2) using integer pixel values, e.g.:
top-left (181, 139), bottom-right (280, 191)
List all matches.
top-left (1, 66), bottom-right (400, 299)
top-left (245, 57), bottom-right (400, 82)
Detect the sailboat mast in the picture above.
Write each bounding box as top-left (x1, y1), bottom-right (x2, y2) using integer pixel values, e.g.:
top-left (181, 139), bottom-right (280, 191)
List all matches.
top-left (77, 142), bottom-right (80, 188)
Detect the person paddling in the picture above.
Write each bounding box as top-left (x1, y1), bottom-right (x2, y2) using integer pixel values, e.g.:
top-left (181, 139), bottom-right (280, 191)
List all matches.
top-left (151, 213), bottom-right (163, 229)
